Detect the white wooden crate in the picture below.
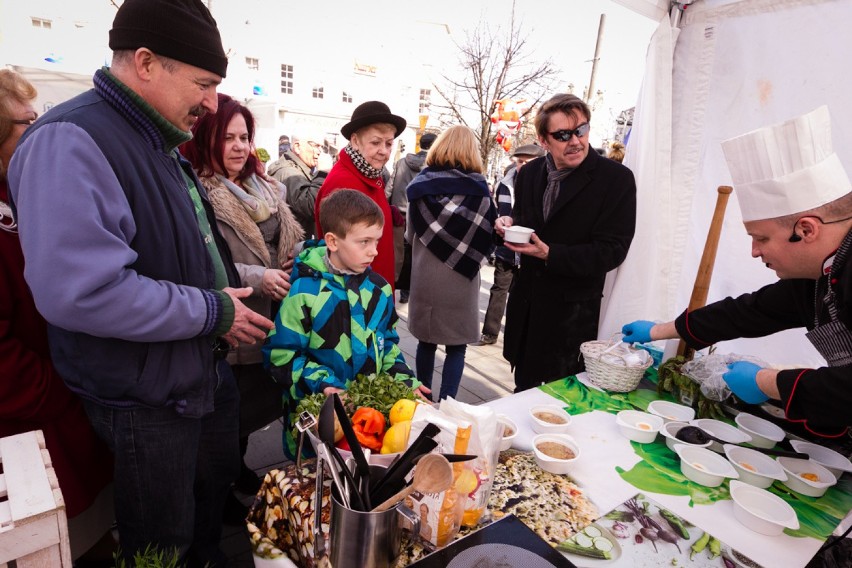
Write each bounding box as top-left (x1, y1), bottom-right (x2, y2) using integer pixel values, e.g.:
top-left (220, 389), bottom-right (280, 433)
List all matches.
top-left (0, 430), bottom-right (71, 567)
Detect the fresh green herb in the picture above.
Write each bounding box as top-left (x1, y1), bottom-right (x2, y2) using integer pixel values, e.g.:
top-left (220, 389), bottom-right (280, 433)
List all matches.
top-left (291, 373), bottom-right (417, 439)
top-left (342, 372), bottom-right (417, 421)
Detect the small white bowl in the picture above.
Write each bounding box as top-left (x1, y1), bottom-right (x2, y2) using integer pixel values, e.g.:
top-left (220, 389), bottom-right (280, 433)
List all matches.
top-left (674, 444), bottom-right (739, 487)
top-left (729, 480), bottom-right (799, 535)
top-left (789, 440), bottom-right (852, 479)
top-left (777, 457), bottom-right (837, 497)
top-left (735, 413), bottom-right (785, 449)
top-left (661, 421), bottom-right (712, 451)
top-left (692, 418), bottom-right (752, 452)
top-left (615, 410), bottom-right (663, 444)
top-left (647, 400), bottom-right (695, 424)
top-left (532, 433), bottom-right (580, 475)
top-left (503, 225), bottom-right (534, 244)
top-left (529, 405), bottom-right (572, 434)
top-left (497, 414), bottom-right (518, 451)
top-left (723, 444), bottom-right (787, 489)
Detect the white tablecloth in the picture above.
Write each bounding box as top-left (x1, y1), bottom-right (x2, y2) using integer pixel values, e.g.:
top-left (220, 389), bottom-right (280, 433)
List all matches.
top-left (483, 378), bottom-right (835, 568)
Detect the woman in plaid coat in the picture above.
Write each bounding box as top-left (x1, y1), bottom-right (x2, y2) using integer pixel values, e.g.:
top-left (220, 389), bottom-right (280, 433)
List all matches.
top-left (406, 126), bottom-right (497, 401)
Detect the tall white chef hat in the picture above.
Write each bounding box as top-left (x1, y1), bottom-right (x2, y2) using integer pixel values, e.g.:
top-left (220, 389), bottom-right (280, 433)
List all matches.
top-left (721, 105), bottom-right (851, 222)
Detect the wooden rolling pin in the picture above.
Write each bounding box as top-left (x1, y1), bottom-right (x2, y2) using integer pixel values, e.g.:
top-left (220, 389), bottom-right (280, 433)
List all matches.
top-left (677, 186), bottom-right (734, 359)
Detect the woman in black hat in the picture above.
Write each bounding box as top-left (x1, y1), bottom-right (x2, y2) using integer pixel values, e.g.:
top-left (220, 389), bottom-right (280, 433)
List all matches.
top-left (314, 101), bottom-right (406, 287)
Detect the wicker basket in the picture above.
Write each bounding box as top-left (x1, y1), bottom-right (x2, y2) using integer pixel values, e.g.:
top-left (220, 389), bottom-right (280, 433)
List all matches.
top-left (580, 336), bottom-right (652, 392)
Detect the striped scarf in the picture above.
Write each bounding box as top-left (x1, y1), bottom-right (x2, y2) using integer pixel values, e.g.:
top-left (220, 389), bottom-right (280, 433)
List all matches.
top-left (407, 167), bottom-right (497, 280)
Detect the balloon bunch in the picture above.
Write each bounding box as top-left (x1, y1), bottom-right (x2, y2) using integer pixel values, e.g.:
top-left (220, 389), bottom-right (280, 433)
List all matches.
top-left (490, 98), bottom-right (528, 152)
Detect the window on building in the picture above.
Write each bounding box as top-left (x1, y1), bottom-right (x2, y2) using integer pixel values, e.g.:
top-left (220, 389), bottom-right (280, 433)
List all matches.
top-left (342, 91), bottom-right (353, 103)
top-left (31, 17), bottom-right (52, 29)
top-left (312, 87), bottom-right (324, 99)
top-left (245, 57), bottom-right (259, 71)
top-left (419, 88), bottom-right (431, 114)
top-left (280, 64), bottom-right (294, 95)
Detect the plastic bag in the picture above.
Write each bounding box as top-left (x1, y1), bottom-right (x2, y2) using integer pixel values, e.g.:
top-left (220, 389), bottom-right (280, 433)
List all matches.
top-left (681, 353), bottom-right (768, 401)
top-left (436, 397), bottom-right (503, 528)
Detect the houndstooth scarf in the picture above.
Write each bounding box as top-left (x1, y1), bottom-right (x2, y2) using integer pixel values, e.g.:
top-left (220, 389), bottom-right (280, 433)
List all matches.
top-left (344, 144), bottom-right (383, 179)
top-left (407, 166), bottom-right (497, 280)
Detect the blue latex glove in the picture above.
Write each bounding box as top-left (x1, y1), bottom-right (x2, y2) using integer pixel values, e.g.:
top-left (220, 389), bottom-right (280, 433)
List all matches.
top-left (621, 320), bottom-right (655, 344)
top-left (723, 361), bottom-right (769, 404)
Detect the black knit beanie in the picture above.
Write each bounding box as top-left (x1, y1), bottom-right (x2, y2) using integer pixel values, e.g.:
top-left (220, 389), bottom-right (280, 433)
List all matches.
top-left (109, 0), bottom-right (228, 78)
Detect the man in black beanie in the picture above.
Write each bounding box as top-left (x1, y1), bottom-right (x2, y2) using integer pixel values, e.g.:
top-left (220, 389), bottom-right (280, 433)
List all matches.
top-left (8, 0), bottom-right (272, 565)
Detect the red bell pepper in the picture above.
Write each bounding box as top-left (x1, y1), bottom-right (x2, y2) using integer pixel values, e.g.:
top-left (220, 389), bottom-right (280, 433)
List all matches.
top-left (351, 407), bottom-right (386, 452)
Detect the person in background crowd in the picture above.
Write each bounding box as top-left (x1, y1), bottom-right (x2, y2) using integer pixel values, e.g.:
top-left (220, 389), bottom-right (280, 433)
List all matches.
top-left (0, 68), bottom-right (115, 563)
top-left (407, 126), bottom-right (497, 401)
top-left (315, 101), bottom-right (406, 288)
top-left (497, 94), bottom-right (636, 393)
top-left (263, 189), bottom-right (427, 457)
top-left (180, 93), bottom-right (304, 520)
top-left (473, 143), bottom-right (545, 346)
top-left (8, 1), bottom-right (273, 564)
top-left (277, 134), bottom-right (290, 157)
top-left (388, 131), bottom-right (438, 303)
top-left (608, 141), bottom-right (626, 163)
top-left (623, 106), bottom-right (852, 438)
top-left (267, 128), bottom-right (332, 239)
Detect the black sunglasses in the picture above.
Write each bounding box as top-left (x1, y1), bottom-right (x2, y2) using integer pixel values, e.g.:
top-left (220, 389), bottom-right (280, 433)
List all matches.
top-left (549, 123), bottom-right (590, 142)
top-left (10, 112), bottom-right (38, 126)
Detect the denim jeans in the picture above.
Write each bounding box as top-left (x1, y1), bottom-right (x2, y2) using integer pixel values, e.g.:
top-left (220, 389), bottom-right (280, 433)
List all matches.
top-left (82, 359), bottom-right (240, 567)
top-left (416, 342), bottom-right (467, 401)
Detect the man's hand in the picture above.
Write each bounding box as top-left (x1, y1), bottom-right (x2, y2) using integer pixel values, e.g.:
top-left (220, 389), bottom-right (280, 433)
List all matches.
top-left (622, 320), bottom-right (655, 344)
top-left (222, 287), bottom-right (274, 347)
top-left (504, 233), bottom-right (549, 260)
top-left (723, 361), bottom-right (769, 404)
top-left (494, 216), bottom-right (513, 237)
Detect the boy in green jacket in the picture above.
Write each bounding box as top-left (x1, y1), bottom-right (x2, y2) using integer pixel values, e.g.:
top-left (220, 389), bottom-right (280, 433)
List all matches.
top-left (263, 189), bottom-right (429, 456)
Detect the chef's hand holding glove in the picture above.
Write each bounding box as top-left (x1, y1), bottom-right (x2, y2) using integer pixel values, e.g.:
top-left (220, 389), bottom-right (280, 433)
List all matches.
top-left (621, 320), bottom-right (655, 344)
top-left (723, 361), bottom-right (769, 404)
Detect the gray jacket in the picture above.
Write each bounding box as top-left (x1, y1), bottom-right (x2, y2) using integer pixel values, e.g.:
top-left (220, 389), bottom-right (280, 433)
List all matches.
top-left (267, 151), bottom-right (326, 239)
top-left (388, 151), bottom-right (427, 213)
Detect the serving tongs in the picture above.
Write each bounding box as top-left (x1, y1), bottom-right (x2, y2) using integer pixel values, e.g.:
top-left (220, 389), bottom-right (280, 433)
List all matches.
top-left (319, 395), bottom-right (365, 511)
top-left (295, 411), bottom-right (326, 555)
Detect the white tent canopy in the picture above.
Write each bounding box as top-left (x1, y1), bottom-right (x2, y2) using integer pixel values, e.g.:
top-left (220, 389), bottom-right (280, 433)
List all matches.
top-left (600, 0), bottom-right (852, 369)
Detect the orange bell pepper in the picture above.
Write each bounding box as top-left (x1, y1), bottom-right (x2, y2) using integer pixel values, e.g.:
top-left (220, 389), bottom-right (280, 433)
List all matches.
top-left (351, 407), bottom-right (386, 452)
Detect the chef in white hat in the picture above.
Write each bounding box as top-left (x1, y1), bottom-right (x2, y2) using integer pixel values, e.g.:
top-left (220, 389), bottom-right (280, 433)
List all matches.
top-left (622, 105), bottom-right (852, 438)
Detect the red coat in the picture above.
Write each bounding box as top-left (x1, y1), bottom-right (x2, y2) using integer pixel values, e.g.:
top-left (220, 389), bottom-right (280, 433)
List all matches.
top-left (314, 151), bottom-right (395, 288)
top-left (0, 180), bottom-right (112, 517)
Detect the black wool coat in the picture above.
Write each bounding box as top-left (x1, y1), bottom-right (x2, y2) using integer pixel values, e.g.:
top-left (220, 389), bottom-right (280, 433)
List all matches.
top-left (503, 149), bottom-right (637, 386)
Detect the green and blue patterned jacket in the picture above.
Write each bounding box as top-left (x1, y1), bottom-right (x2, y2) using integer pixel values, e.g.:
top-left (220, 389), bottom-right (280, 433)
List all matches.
top-left (263, 241), bottom-right (417, 455)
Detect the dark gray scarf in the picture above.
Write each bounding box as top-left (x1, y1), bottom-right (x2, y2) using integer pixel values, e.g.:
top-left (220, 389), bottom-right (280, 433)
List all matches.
top-left (542, 153), bottom-right (574, 220)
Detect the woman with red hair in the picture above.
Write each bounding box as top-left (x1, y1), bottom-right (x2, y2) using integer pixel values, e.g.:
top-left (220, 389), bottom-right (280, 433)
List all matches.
top-left (181, 94), bottom-right (303, 507)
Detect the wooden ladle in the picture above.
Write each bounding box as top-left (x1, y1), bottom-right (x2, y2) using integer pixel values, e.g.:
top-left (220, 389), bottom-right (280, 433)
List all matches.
top-left (372, 454), bottom-right (454, 512)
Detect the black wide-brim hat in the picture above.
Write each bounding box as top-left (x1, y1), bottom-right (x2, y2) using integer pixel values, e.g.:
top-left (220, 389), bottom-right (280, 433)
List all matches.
top-left (341, 101), bottom-right (406, 140)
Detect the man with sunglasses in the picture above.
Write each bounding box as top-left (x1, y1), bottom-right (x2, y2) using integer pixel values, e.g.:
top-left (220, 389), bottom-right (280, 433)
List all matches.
top-left (623, 106), bottom-right (852, 439)
top-left (268, 129), bottom-right (329, 238)
top-left (496, 94), bottom-right (637, 392)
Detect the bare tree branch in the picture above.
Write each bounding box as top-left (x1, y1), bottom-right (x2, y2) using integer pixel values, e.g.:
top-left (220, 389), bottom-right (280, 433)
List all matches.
top-left (430, 4), bottom-right (559, 171)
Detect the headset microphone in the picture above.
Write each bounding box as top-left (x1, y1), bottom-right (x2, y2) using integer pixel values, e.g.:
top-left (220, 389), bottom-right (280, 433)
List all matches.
top-left (789, 231), bottom-right (802, 243)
